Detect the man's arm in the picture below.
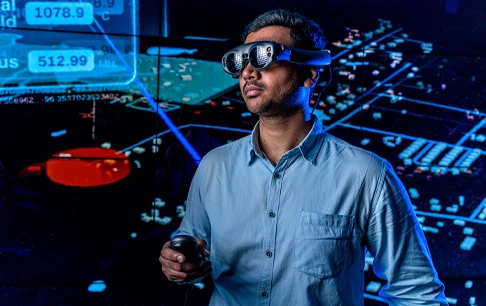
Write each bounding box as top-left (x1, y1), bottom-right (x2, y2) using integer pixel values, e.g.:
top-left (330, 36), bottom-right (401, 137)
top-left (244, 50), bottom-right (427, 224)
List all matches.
top-left (365, 161), bottom-right (448, 305)
top-left (160, 159), bottom-right (213, 283)
top-left (177, 161), bottom-right (212, 246)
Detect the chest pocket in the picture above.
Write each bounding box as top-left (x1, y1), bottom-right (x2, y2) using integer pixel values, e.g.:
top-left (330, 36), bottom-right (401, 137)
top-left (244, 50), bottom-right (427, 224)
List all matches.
top-left (294, 211), bottom-right (354, 279)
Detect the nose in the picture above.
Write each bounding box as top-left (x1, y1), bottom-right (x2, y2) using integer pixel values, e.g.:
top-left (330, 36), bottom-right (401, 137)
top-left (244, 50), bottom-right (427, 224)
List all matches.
top-left (240, 61), bottom-right (260, 80)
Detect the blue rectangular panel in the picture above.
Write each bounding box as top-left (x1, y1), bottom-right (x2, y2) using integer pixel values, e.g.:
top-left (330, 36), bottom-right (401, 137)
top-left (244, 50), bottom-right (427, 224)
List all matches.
top-left (25, 2), bottom-right (94, 25)
top-left (28, 49), bottom-right (95, 73)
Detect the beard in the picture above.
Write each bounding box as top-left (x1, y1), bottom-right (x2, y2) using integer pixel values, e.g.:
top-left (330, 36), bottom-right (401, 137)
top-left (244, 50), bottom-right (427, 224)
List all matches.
top-left (244, 76), bottom-right (307, 119)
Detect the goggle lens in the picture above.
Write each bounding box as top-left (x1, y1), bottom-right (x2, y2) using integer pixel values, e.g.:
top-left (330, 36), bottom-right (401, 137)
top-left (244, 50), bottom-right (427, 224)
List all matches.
top-left (222, 40), bottom-right (331, 77)
top-left (223, 43), bottom-right (275, 75)
top-left (225, 52), bottom-right (243, 74)
top-left (249, 46), bottom-right (270, 70)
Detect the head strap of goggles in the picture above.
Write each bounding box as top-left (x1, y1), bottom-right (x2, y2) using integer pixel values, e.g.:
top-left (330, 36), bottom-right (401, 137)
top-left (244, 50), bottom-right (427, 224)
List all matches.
top-left (221, 40), bottom-right (331, 77)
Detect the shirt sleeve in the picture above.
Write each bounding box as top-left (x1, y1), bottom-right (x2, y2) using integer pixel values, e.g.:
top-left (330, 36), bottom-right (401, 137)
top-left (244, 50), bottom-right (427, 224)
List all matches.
top-left (177, 159), bottom-right (212, 251)
top-left (365, 160), bottom-right (449, 305)
top-left (176, 161), bottom-right (212, 284)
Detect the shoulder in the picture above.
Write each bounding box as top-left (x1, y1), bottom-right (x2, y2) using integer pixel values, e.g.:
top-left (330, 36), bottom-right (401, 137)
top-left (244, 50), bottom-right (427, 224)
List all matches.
top-left (197, 134), bottom-right (251, 169)
top-left (321, 133), bottom-right (386, 175)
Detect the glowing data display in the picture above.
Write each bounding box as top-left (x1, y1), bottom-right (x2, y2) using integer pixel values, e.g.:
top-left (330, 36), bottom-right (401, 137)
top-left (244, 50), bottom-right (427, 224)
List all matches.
top-left (28, 49), bottom-right (95, 72)
top-left (0, 0), bottom-right (138, 96)
top-left (71, 0), bottom-right (123, 15)
top-left (25, 2), bottom-right (94, 25)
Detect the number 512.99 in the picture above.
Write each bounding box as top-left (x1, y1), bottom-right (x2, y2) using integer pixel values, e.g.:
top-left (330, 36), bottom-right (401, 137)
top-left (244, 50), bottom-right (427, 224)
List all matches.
top-left (37, 55), bottom-right (88, 67)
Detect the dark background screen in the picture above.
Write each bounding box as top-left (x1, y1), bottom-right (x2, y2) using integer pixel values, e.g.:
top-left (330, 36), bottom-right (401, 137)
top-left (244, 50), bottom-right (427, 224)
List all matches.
top-left (0, 0), bottom-right (485, 305)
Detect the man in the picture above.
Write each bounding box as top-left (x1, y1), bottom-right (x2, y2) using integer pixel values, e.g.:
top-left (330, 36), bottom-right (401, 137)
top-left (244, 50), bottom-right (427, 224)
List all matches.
top-left (160, 9), bottom-right (448, 305)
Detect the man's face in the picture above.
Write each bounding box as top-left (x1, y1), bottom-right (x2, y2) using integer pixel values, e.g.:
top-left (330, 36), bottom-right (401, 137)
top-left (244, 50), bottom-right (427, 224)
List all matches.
top-left (240, 26), bottom-right (308, 118)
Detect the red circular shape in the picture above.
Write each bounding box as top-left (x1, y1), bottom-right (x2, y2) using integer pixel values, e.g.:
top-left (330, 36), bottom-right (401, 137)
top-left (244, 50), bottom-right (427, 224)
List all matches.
top-left (46, 148), bottom-right (130, 187)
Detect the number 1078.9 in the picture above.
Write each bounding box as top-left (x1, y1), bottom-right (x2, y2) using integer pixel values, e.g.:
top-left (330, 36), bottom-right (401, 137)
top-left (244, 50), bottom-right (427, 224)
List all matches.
top-left (34, 7), bottom-right (85, 18)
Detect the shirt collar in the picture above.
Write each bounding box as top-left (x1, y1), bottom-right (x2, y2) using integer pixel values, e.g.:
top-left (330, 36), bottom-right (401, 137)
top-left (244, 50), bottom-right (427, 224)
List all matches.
top-left (247, 114), bottom-right (325, 165)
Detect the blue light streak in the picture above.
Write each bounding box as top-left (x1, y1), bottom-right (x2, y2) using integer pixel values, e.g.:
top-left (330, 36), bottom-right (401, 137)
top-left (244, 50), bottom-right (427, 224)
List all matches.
top-left (339, 124), bottom-right (486, 161)
top-left (411, 142), bottom-right (434, 165)
top-left (376, 94), bottom-right (486, 116)
top-left (453, 149), bottom-right (472, 167)
top-left (120, 124), bottom-right (252, 154)
top-left (91, 18), bottom-right (202, 164)
top-left (390, 35), bottom-right (432, 44)
top-left (470, 198), bottom-right (486, 219)
top-left (362, 28), bottom-right (404, 49)
top-left (184, 36), bottom-right (229, 41)
top-left (331, 28), bottom-right (403, 60)
top-left (162, 0), bottom-right (168, 38)
top-left (356, 63), bottom-right (412, 102)
top-left (325, 63), bottom-right (412, 131)
top-left (345, 62), bottom-right (370, 66)
top-left (339, 124), bottom-right (416, 140)
top-left (415, 211), bottom-right (486, 225)
top-left (455, 118), bottom-right (486, 146)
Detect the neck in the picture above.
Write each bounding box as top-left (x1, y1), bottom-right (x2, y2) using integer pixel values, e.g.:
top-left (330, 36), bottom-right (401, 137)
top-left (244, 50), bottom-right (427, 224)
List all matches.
top-left (258, 111), bottom-right (313, 165)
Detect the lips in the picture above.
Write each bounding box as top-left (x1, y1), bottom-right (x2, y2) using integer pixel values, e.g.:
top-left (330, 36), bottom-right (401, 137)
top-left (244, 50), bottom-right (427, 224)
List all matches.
top-left (244, 85), bottom-right (264, 97)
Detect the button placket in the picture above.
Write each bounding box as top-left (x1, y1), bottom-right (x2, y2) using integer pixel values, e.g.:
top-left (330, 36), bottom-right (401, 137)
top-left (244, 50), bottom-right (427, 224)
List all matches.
top-left (259, 162), bottom-right (287, 305)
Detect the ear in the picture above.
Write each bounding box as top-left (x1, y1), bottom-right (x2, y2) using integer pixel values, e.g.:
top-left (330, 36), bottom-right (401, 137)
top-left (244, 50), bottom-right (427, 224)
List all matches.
top-left (303, 66), bottom-right (319, 89)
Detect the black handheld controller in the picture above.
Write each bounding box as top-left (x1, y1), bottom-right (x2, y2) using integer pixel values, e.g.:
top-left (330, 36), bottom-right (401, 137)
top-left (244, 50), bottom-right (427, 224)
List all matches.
top-left (170, 235), bottom-right (199, 260)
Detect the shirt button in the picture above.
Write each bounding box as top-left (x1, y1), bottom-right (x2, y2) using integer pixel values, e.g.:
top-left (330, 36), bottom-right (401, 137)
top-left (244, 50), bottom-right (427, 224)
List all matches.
top-left (273, 173), bottom-right (280, 179)
top-left (266, 251), bottom-right (272, 258)
top-left (269, 211), bottom-right (276, 218)
top-left (261, 291), bottom-right (268, 298)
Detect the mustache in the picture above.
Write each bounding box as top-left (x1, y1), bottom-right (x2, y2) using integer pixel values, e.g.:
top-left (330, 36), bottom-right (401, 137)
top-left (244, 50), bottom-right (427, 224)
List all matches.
top-left (244, 80), bottom-right (266, 90)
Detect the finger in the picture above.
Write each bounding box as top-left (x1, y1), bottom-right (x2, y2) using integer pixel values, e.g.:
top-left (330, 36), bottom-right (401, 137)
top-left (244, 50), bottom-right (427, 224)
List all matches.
top-left (195, 236), bottom-right (208, 248)
top-left (162, 265), bottom-right (190, 282)
top-left (160, 241), bottom-right (186, 263)
top-left (198, 259), bottom-right (213, 277)
top-left (162, 259), bottom-right (211, 283)
top-left (164, 259), bottom-right (213, 283)
top-left (161, 252), bottom-right (205, 274)
top-left (194, 237), bottom-right (210, 257)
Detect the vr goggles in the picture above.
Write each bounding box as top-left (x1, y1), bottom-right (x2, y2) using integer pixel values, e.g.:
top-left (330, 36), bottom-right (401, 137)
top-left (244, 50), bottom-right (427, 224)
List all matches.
top-left (221, 40), bottom-right (331, 78)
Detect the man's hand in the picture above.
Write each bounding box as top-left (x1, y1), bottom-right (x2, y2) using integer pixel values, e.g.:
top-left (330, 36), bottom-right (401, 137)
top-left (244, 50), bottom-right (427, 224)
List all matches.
top-left (159, 236), bottom-right (212, 283)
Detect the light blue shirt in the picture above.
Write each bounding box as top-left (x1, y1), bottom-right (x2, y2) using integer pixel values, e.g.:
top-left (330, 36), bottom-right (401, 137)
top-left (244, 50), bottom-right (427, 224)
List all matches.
top-left (178, 115), bottom-right (448, 306)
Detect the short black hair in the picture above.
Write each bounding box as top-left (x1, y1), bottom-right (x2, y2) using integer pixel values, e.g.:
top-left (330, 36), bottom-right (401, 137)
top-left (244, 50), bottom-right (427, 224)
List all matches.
top-left (242, 9), bottom-right (326, 51)
top-left (242, 9), bottom-right (326, 100)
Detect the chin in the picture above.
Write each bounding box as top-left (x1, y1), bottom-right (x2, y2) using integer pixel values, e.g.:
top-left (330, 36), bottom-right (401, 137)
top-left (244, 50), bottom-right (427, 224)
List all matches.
top-left (245, 101), bottom-right (271, 115)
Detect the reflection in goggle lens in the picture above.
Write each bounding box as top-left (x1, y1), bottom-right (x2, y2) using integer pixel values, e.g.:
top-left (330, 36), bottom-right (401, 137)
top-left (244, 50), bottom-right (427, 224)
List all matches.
top-left (249, 46), bottom-right (269, 69)
top-left (222, 41), bottom-right (331, 77)
top-left (226, 46), bottom-right (271, 74)
top-left (226, 52), bottom-right (243, 74)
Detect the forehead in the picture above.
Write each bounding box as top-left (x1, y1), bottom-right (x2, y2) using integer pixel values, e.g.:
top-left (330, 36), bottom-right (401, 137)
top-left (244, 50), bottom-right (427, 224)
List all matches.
top-left (245, 26), bottom-right (293, 47)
